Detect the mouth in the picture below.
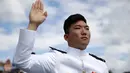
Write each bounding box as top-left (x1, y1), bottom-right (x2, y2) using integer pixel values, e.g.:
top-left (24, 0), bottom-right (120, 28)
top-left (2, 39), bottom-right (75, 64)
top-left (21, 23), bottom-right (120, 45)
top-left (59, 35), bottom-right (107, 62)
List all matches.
top-left (81, 37), bottom-right (88, 40)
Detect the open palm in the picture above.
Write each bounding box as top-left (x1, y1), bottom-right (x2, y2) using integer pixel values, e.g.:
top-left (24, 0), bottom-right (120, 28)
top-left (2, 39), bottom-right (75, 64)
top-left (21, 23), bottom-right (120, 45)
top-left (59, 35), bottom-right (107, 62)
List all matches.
top-left (29, 0), bottom-right (47, 26)
top-left (4, 59), bottom-right (12, 72)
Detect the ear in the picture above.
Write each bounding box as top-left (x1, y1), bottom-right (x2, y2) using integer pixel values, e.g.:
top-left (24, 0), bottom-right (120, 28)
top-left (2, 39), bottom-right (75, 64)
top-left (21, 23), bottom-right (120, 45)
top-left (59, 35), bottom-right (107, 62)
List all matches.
top-left (64, 34), bottom-right (69, 41)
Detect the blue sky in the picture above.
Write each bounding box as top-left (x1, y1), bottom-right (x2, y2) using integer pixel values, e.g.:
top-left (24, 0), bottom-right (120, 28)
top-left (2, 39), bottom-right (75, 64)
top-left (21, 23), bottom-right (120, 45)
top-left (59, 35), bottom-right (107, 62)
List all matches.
top-left (0, 0), bottom-right (130, 73)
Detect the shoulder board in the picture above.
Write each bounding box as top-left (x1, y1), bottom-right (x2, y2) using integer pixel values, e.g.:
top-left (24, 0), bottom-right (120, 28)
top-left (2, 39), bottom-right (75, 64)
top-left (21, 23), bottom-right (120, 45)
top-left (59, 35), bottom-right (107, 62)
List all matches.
top-left (89, 53), bottom-right (106, 62)
top-left (31, 52), bottom-right (35, 54)
top-left (49, 46), bottom-right (67, 54)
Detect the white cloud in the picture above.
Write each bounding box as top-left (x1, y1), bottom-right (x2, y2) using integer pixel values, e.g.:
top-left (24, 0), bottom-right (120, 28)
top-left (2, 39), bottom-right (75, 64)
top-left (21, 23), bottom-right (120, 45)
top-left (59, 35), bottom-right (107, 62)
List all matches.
top-left (0, 0), bottom-right (58, 24)
top-left (45, 6), bottom-right (58, 18)
top-left (34, 17), bottom-right (66, 51)
top-left (0, 28), bottom-right (6, 33)
top-left (0, 32), bottom-right (18, 51)
top-left (0, 0), bottom-right (27, 24)
top-left (0, 26), bottom-right (24, 51)
top-left (101, 0), bottom-right (130, 72)
top-left (124, 51), bottom-right (130, 71)
top-left (34, 33), bottom-right (65, 51)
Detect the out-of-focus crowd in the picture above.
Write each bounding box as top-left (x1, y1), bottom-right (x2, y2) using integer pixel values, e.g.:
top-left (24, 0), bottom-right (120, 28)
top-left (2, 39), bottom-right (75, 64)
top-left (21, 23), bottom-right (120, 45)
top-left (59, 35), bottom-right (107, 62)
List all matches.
top-left (0, 59), bottom-right (24, 73)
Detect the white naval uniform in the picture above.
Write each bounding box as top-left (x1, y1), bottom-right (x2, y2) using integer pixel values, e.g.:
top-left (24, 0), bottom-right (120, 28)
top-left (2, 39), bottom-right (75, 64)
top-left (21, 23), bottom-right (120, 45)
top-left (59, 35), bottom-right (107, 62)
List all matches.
top-left (13, 29), bottom-right (108, 73)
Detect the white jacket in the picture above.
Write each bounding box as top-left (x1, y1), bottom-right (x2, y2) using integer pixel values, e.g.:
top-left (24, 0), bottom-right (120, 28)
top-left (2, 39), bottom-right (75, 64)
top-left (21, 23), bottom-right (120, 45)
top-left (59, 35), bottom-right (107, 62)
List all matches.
top-left (13, 29), bottom-right (108, 73)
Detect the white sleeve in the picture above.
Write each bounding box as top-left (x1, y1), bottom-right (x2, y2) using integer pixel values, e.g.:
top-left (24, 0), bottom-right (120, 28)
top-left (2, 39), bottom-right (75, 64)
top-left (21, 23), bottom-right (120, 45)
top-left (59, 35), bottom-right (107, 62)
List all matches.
top-left (13, 29), bottom-right (57, 73)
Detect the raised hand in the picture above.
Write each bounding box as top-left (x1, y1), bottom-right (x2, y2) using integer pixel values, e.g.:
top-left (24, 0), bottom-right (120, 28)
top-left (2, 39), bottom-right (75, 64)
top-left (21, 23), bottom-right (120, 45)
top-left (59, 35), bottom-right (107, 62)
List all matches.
top-left (4, 59), bottom-right (12, 72)
top-left (28, 0), bottom-right (47, 30)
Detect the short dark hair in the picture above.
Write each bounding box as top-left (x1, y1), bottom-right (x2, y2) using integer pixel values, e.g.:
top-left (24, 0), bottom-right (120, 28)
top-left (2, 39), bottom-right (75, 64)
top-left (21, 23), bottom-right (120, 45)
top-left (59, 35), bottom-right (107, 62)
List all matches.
top-left (63, 14), bottom-right (86, 34)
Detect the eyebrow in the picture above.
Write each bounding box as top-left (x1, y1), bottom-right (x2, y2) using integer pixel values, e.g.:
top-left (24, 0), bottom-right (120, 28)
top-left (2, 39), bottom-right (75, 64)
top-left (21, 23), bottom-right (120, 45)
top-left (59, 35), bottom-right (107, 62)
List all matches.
top-left (85, 25), bottom-right (89, 28)
top-left (74, 25), bottom-right (89, 28)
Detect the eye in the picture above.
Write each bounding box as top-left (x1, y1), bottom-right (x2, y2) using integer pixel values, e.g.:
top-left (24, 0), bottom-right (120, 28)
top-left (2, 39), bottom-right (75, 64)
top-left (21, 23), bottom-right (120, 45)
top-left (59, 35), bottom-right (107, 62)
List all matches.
top-left (74, 26), bottom-right (81, 29)
top-left (85, 27), bottom-right (89, 30)
top-left (74, 27), bottom-right (80, 29)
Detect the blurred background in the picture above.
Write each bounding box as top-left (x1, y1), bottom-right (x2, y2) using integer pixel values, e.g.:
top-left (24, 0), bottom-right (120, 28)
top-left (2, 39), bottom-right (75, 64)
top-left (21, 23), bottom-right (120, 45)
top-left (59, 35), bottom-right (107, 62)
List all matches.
top-left (0, 0), bottom-right (130, 73)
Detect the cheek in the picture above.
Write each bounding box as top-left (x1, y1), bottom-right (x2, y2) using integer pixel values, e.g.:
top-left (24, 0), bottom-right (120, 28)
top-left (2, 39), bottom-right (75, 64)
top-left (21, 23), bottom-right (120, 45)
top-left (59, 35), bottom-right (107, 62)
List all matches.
top-left (69, 31), bottom-right (81, 39)
top-left (87, 31), bottom-right (91, 41)
top-left (88, 31), bottom-right (91, 38)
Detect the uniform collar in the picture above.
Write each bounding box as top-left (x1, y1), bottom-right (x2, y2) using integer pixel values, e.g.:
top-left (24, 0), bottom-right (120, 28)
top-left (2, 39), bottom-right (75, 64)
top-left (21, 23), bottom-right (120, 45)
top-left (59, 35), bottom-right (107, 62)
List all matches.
top-left (66, 46), bottom-right (87, 57)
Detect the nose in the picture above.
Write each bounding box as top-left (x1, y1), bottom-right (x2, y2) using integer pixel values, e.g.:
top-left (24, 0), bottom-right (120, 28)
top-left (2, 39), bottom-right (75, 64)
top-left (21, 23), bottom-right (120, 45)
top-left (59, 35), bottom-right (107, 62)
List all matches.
top-left (81, 28), bottom-right (87, 35)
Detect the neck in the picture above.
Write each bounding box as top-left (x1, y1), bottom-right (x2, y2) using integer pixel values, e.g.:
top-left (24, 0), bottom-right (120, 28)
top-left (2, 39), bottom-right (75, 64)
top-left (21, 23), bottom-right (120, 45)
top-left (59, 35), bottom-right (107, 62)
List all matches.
top-left (68, 45), bottom-right (87, 50)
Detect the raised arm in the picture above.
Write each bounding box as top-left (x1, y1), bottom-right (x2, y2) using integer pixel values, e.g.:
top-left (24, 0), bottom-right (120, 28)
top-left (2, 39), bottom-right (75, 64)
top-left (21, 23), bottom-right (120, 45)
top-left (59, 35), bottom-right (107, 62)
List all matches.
top-left (13, 0), bottom-right (57, 73)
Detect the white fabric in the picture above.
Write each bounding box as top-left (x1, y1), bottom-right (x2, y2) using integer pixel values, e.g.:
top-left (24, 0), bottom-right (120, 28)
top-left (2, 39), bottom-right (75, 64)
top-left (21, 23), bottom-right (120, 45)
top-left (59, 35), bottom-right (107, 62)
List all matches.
top-left (13, 29), bottom-right (108, 73)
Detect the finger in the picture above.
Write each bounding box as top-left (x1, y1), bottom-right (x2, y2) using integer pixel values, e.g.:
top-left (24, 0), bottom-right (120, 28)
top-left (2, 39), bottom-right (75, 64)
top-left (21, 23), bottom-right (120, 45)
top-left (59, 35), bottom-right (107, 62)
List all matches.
top-left (31, 3), bottom-right (35, 10)
top-left (40, 0), bottom-right (43, 10)
top-left (37, 0), bottom-right (40, 9)
top-left (33, 0), bottom-right (36, 9)
top-left (35, 0), bottom-right (38, 9)
top-left (43, 11), bottom-right (48, 17)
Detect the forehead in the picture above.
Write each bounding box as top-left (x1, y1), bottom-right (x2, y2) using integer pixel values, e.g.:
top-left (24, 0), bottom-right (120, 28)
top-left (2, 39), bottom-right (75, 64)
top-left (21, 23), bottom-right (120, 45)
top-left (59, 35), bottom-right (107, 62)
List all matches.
top-left (73, 20), bottom-right (88, 27)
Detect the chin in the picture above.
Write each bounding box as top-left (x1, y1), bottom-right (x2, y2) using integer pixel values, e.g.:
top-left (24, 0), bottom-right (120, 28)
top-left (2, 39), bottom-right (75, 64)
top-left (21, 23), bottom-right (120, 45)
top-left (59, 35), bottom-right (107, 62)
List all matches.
top-left (81, 41), bottom-right (89, 45)
top-left (80, 46), bottom-right (87, 50)
top-left (81, 43), bottom-right (88, 47)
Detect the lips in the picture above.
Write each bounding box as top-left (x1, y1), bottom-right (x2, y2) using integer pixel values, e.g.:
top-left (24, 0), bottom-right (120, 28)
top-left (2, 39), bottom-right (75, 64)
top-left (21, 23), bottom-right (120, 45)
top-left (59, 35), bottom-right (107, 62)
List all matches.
top-left (81, 37), bottom-right (88, 40)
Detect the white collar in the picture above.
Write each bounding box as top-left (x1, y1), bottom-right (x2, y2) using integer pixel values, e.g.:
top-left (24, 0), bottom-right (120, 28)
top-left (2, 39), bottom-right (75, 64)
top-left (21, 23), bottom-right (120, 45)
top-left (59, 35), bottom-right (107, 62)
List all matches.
top-left (66, 46), bottom-right (88, 57)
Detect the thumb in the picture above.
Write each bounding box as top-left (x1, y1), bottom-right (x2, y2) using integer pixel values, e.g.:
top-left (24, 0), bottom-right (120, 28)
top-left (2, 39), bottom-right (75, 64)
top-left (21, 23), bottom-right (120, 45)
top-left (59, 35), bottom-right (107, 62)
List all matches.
top-left (43, 11), bottom-right (48, 17)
